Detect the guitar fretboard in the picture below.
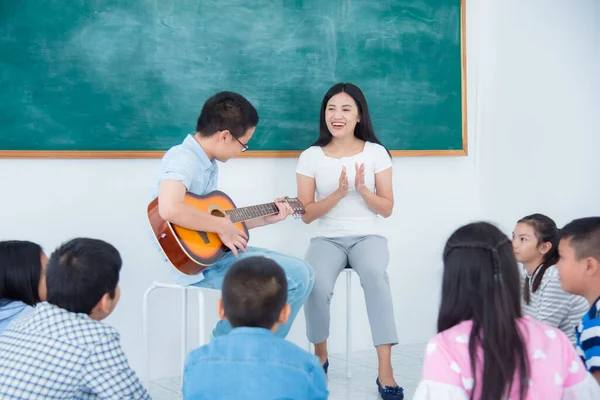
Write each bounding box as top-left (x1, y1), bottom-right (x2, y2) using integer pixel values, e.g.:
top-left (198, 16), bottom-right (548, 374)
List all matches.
top-left (226, 203), bottom-right (280, 223)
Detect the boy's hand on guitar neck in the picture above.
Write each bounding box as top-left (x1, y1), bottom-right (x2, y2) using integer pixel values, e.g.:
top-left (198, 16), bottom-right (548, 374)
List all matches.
top-left (263, 198), bottom-right (295, 225)
top-left (217, 215), bottom-right (248, 257)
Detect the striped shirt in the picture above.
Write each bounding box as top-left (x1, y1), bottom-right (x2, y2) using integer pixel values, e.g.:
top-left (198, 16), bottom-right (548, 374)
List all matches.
top-left (521, 265), bottom-right (589, 345)
top-left (576, 296), bottom-right (600, 372)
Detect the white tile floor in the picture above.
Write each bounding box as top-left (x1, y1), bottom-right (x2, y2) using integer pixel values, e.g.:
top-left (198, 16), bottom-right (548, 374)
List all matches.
top-left (148, 343), bottom-right (426, 399)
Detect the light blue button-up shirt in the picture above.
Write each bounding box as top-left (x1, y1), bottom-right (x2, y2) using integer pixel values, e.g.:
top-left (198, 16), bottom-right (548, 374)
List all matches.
top-left (151, 134), bottom-right (219, 285)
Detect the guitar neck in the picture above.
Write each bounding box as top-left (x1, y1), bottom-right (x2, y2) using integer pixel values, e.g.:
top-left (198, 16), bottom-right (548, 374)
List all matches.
top-left (226, 202), bottom-right (279, 223)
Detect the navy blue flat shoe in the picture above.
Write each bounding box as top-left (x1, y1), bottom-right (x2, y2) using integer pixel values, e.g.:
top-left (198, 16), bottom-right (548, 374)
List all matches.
top-left (376, 377), bottom-right (404, 400)
top-left (322, 358), bottom-right (329, 374)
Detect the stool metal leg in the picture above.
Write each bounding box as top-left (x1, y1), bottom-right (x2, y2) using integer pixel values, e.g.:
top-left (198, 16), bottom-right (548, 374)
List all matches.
top-left (143, 283), bottom-right (210, 387)
top-left (142, 283), bottom-right (158, 385)
top-left (198, 290), bottom-right (205, 346)
top-left (181, 287), bottom-right (188, 385)
top-left (346, 271), bottom-right (352, 378)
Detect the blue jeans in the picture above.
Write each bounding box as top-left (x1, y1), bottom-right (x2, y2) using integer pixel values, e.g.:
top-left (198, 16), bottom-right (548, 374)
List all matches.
top-left (192, 247), bottom-right (314, 338)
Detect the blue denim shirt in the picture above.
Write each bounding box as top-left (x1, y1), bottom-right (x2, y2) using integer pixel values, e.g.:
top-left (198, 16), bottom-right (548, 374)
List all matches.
top-left (182, 327), bottom-right (328, 400)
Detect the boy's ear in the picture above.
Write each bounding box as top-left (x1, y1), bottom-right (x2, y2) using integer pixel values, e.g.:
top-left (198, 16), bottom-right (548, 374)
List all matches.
top-left (217, 298), bottom-right (227, 321)
top-left (216, 130), bottom-right (230, 143)
top-left (587, 257), bottom-right (600, 275)
top-left (97, 293), bottom-right (112, 314)
top-left (89, 293), bottom-right (111, 320)
top-left (278, 304), bottom-right (291, 325)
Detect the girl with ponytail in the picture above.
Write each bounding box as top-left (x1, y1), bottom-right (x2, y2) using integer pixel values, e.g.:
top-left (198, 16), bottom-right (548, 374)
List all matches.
top-left (512, 214), bottom-right (588, 344)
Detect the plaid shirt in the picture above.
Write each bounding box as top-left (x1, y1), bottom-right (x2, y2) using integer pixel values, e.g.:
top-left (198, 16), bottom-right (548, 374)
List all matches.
top-left (0, 302), bottom-right (150, 399)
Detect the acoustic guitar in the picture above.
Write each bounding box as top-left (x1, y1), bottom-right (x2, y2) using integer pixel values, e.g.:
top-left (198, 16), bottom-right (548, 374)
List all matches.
top-left (147, 190), bottom-right (305, 275)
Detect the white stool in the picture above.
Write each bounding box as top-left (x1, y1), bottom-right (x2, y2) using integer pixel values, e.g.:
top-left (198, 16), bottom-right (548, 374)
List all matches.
top-left (142, 282), bottom-right (210, 384)
top-left (307, 266), bottom-right (354, 379)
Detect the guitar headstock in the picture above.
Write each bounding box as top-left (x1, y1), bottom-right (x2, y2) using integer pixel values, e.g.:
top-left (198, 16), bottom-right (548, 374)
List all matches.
top-left (283, 197), bottom-right (305, 216)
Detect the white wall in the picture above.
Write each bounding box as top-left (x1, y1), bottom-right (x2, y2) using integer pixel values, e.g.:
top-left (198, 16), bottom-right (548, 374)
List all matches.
top-left (1, 0), bottom-right (598, 381)
top-left (475, 0), bottom-right (600, 232)
top-left (0, 156), bottom-right (478, 380)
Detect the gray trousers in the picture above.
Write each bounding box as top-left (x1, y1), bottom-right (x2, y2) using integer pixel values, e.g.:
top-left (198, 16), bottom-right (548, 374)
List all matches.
top-left (304, 235), bottom-right (399, 347)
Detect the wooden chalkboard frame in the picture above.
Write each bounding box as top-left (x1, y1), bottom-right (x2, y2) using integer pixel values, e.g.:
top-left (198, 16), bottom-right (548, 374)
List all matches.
top-left (0, 0), bottom-right (467, 159)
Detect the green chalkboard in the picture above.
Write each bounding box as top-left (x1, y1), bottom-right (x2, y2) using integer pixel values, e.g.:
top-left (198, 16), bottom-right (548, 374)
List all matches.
top-left (0, 0), bottom-right (465, 157)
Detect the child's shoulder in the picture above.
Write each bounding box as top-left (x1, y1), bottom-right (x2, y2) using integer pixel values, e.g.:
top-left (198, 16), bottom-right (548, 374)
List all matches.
top-left (522, 315), bottom-right (564, 336)
top-left (519, 316), bottom-right (581, 355)
top-left (582, 310), bottom-right (600, 327)
top-left (589, 297), bottom-right (600, 319)
top-left (281, 340), bottom-right (323, 370)
top-left (578, 297), bottom-right (600, 332)
top-left (439, 319), bottom-right (473, 335)
top-left (66, 318), bottom-right (121, 348)
top-left (432, 320), bottom-right (472, 347)
top-left (161, 141), bottom-right (196, 163)
top-left (185, 342), bottom-right (212, 364)
top-left (543, 265), bottom-right (561, 282)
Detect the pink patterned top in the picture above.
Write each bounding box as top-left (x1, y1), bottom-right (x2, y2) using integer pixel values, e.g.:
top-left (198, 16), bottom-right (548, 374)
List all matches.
top-left (414, 316), bottom-right (600, 400)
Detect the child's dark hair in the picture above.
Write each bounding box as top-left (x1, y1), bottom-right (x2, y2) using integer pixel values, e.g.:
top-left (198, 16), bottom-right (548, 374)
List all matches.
top-left (46, 238), bottom-right (121, 315)
top-left (518, 214), bottom-right (560, 304)
top-left (222, 256), bottom-right (287, 329)
top-left (0, 240), bottom-right (44, 306)
top-left (560, 217), bottom-right (600, 262)
top-left (313, 82), bottom-right (391, 156)
top-left (439, 222), bottom-right (529, 400)
top-left (196, 91), bottom-right (259, 139)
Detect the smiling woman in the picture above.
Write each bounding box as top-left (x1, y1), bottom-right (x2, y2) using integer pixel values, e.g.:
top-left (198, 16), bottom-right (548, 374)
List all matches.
top-left (296, 83), bottom-right (403, 399)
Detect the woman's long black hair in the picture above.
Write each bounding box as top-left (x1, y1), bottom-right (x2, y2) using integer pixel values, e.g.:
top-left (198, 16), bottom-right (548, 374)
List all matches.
top-left (439, 222), bottom-right (530, 400)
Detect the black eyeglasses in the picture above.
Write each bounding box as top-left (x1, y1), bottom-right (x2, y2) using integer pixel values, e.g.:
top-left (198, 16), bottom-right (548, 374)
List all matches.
top-left (234, 136), bottom-right (249, 152)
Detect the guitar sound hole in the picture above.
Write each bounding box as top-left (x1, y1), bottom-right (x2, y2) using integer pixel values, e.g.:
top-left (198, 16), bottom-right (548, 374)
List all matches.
top-left (210, 209), bottom-right (226, 218)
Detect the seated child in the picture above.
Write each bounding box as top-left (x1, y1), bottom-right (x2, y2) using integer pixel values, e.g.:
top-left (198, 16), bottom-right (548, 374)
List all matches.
top-left (557, 217), bottom-right (600, 384)
top-left (183, 256), bottom-right (328, 400)
top-left (512, 214), bottom-right (588, 344)
top-left (414, 222), bottom-right (600, 399)
top-left (0, 240), bottom-right (47, 334)
top-left (0, 238), bottom-right (150, 399)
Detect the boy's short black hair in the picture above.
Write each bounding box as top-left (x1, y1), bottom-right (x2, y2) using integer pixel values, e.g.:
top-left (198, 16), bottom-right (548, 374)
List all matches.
top-left (0, 240), bottom-right (43, 306)
top-left (196, 91), bottom-right (259, 139)
top-left (46, 238), bottom-right (121, 315)
top-left (561, 217), bottom-right (600, 262)
top-left (222, 256), bottom-right (287, 329)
